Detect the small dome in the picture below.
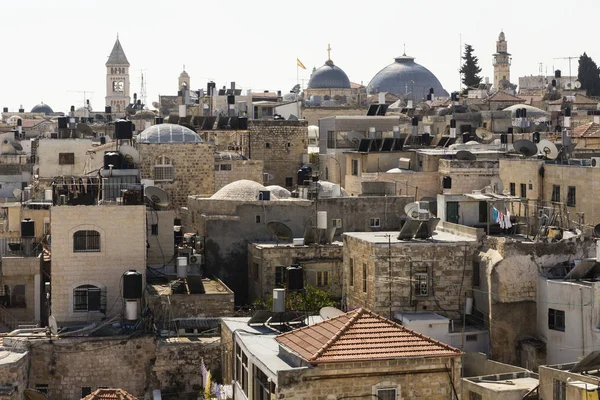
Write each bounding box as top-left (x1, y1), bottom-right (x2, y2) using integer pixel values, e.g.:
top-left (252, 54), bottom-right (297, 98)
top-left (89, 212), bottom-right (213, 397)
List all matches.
top-left (211, 180), bottom-right (278, 201)
top-left (265, 185), bottom-right (291, 199)
top-left (30, 103), bottom-right (54, 114)
top-left (367, 55), bottom-right (449, 99)
top-left (137, 123), bottom-right (202, 144)
top-left (307, 60), bottom-right (351, 89)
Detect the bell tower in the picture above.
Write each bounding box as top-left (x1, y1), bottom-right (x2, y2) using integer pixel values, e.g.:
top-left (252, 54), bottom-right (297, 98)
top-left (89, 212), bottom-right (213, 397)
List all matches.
top-left (105, 36), bottom-right (131, 115)
top-left (493, 31), bottom-right (511, 91)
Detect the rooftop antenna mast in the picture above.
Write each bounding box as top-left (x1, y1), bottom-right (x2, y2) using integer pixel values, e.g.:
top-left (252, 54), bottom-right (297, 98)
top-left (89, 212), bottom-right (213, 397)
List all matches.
top-left (553, 56), bottom-right (578, 90)
top-left (67, 90), bottom-right (94, 118)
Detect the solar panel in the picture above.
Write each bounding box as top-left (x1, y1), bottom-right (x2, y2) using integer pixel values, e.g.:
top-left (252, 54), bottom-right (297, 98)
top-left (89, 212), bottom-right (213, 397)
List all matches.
top-left (393, 137), bottom-right (405, 151)
top-left (381, 138), bottom-right (395, 151)
top-left (358, 139), bottom-right (372, 152)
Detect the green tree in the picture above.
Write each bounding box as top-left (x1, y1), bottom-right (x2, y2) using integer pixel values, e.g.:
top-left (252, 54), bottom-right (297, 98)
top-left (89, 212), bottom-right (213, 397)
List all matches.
top-left (460, 44), bottom-right (482, 92)
top-left (252, 285), bottom-right (337, 314)
top-left (578, 52), bottom-right (600, 96)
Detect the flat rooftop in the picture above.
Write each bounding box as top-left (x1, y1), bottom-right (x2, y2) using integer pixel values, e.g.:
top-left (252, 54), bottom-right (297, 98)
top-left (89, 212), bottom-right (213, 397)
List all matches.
top-left (467, 376), bottom-right (538, 392)
top-left (344, 230), bottom-right (477, 244)
top-left (149, 278), bottom-right (231, 295)
top-left (252, 241), bottom-right (343, 249)
top-left (395, 312), bottom-right (449, 323)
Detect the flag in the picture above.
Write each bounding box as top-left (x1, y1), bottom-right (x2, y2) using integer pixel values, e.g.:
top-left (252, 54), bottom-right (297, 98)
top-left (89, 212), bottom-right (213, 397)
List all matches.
top-left (297, 58), bottom-right (306, 69)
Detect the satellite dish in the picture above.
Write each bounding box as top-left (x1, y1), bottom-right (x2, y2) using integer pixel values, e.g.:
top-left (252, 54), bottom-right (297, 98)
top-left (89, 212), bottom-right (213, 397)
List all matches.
top-left (490, 177), bottom-right (504, 194)
top-left (404, 202), bottom-right (420, 219)
top-left (13, 188), bottom-right (22, 199)
top-left (76, 123), bottom-right (94, 136)
top-left (24, 389), bottom-right (49, 400)
top-left (476, 127), bottom-right (494, 143)
top-left (574, 81), bottom-right (582, 89)
top-left (267, 221), bottom-right (293, 242)
top-left (319, 306), bottom-right (344, 320)
top-left (145, 186), bottom-right (169, 210)
top-left (346, 131), bottom-right (363, 145)
top-left (491, 138), bottom-right (501, 145)
top-left (118, 144), bottom-right (140, 164)
top-left (465, 140), bottom-right (479, 145)
top-left (537, 139), bottom-right (558, 160)
top-left (513, 139), bottom-right (538, 157)
top-left (594, 224), bottom-right (600, 237)
top-left (456, 150), bottom-right (477, 161)
top-left (48, 315), bottom-right (58, 335)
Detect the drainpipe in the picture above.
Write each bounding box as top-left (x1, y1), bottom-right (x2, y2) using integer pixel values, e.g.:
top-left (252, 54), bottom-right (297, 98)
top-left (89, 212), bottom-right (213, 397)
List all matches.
top-left (581, 287), bottom-right (585, 358)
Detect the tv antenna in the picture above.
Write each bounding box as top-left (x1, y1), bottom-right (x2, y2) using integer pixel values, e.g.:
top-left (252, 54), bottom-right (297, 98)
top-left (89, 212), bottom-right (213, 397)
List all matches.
top-left (553, 56), bottom-right (577, 89)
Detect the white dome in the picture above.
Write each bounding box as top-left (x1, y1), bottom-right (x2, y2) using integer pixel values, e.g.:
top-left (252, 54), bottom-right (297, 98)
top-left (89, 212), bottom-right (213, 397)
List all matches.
top-left (265, 185), bottom-right (291, 199)
top-left (211, 180), bottom-right (278, 201)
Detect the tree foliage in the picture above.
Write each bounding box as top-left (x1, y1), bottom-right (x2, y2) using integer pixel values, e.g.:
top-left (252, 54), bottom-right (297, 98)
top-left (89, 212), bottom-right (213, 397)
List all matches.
top-left (460, 44), bottom-right (482, 91)
top-left (578, 52), bottom-right (600, 96)
top-left (252, 285), bottom-right (337, 314)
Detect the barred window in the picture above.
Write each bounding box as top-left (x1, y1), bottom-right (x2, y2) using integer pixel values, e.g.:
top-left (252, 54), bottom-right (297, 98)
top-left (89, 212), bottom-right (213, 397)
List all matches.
top-left (415, 272), bottom-right (429, 297)
top-left (73, 285), bottom-right (102, 312)
top-left (154, 156), bottom-right (174, 182)
top-left (552, 185), bottom-right (561, 203)
top-left (377, 388), bottom-right (397, 400)
top-left (73, 230), bottom-right (100, 252)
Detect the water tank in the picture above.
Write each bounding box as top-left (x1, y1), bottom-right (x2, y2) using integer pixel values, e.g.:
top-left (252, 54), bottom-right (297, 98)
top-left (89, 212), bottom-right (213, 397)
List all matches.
top-left (125, 299), bottom-right (139, 320)
top-left (57, 117), bottom-right (68, 129)
top-left (286, 265), bottom-right (304, 291)
top-left (114, 120), bottom-right (133, 140)
top-left (44, 189), bottom-right (53, 202)
top-left (177, 257), bottom-right (188, 279)
top-left (104, 151), bottom-right (121, 169)
top-left (317, 211), bottom-right (328, 229)
top-left (273, 288), bottom-right (285, 313)
top-left (123, 270), bottom-right (143, 299)
top-left (532, 132), bottom-right (541, 144)
top-left (155, 117), bottom-right (164, 125)
top-left (297, 167), bottom-right (311, 186)
top-left (21, 219), bottom-right (34, 238)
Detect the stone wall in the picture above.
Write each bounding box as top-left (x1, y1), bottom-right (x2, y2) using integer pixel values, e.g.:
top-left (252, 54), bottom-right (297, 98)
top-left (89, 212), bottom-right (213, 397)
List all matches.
top-left (138, 143), bottom-right (215, 214)
top-left (247, 120), bottom-right (307, 188)
top-left (146, 210), bottom-right (175, 266)
top-left (1, 257), bottom-right (39, 323)
top-left (214, 159), bottom-right (263, 193)
top-left (36, 139), bottom-right (96, 178)
top-left (438, 159), bottom-right (500, 195)
top-left (276, 356), bottom-right (462, 400)
top-left (147, 290), bottom-right (234, 327)
top-left (50, 206), bottom-right (146, 325)
top-left (301, 107), bottom-right (366, 126)
top-left (344, 171), bottom-right (439, 198)
top-left (0, 350), bottom-right (28, 399)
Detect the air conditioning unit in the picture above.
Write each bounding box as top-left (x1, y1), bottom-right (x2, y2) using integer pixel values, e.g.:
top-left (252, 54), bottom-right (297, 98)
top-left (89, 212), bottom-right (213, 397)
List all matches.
top-left (592, 157), bottom-right (600, 167)
top-left (189, 254), bottom-right (202, 266)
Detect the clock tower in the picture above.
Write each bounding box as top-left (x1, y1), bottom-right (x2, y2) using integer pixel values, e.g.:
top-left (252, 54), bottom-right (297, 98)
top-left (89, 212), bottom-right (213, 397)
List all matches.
top-left (105, 36), bottom-right (131, 115)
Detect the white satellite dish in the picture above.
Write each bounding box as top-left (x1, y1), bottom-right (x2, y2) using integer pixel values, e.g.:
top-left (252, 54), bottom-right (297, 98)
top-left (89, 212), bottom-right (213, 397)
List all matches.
top-left (48, 315), bottom-right (58, 335)
top-left (574, 81), bottom-right (582, 89)
top-left (475, 127), bottom-right (494, 143)
top-left (145, 186), bottom-right (169, 210)
top-left (118, 144), bottom-right (140, 164)
top-left (537, 139), bottom-right (559, 160)
top-left (404, 202), bottom-right (420, 219)
top-left (319, 306), bottom-right (344, 320)
top-left (490, 177), bottom-right (504, 194)
top-left (13, 188), bottom-right (22, 199)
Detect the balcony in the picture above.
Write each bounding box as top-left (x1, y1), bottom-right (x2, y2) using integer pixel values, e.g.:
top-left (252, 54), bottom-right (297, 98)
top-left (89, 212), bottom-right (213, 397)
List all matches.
top-left (0, 237), bottom-right (43, 258)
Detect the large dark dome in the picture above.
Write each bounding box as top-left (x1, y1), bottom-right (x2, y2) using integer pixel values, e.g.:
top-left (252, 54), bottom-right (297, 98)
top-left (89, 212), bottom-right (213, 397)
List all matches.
top-left (307, 60), bottom-right (351, 89)
top-left (367, 55), bottom-right (449, 99)
top-left (30, 103), bottom-right (54, 114)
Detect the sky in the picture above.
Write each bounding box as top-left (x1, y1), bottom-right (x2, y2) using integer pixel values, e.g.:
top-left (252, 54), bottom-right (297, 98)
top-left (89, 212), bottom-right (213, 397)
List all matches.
top-left (1, 0), bottom-right (599, 113)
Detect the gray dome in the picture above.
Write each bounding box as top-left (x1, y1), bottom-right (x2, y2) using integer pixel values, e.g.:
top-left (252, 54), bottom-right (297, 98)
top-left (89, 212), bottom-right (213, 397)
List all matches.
top-left (367, 55), bottom-right (449, 99)
top-left (137, 123), bottom-right (202, 144)
top-left (307, 60), bottom-right (351, 89)
top-left (30, 103), bottom-right (53, 114)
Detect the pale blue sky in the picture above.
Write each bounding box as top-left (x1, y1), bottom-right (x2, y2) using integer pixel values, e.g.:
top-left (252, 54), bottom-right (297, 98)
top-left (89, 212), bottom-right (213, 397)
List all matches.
top-left (1, 0), bottom-right (598, 112)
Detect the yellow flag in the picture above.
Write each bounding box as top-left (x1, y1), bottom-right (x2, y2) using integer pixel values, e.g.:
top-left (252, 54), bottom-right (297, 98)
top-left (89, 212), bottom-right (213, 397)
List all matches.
top-left (297, 58), bottom-right (306, 69)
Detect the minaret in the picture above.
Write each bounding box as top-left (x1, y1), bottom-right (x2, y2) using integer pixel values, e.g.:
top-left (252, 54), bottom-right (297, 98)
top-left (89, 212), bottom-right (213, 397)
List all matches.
top-left (105, 36), bottom-right (131, 115)
top-left (493, 31), bottom-right (511, 91)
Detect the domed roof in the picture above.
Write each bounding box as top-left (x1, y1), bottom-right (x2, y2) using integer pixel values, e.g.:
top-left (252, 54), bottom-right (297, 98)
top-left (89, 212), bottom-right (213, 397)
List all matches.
top-left (211, 180), bottom-right (279, 201)
top-left (265, 185), bottom-right (291, 199)
top-left (307, 60), bottom-right (351, 89)
top-left (137, 123), bottom-right (202, 144)
top-left (30, 103), bottom-right (53, 114)
top-left (367, 55), bottom-right (449, 99)
top-left (503, 104), bottom-right (548, 118)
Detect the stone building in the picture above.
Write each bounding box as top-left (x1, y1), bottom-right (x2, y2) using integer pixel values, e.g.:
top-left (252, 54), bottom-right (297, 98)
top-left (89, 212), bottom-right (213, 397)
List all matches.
top-left (493, 31), bottom-right (512, 92)
top-left (343, 223), bottom-right (480, 319)
top-left (214, 151), bottom-right (263, 192)
top-left (105, 37), bottom-right (131, 115)
top-left (50, 205), bottom-right (146, 325)
top-left (223, 308), bottom-right (462, 400)
top-left (247, 241), bottom-right (343, 302)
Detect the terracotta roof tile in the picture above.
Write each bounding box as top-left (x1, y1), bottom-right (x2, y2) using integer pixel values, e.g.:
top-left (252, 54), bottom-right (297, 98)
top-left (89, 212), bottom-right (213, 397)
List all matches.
top-left (572, 122), bottom-right (600, 138)
top-left (81, 388), bottom-right (138, 400)
top-left (275, 308), bottom-right (460, 364)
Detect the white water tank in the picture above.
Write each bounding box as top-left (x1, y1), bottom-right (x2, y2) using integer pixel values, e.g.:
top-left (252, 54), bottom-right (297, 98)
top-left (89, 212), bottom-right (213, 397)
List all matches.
top-left (465, 297), bottom-right (473, 315)
top-left (44, 189), bottom-right (53, 202)
top-left (317, 211), bottom-right (328, 230)
top-left (273, 288), bottom-right (285, 313)
top-left (125, 299), bottom-right (139, 320)
top-left (177, 257), bottom-right (188, 279)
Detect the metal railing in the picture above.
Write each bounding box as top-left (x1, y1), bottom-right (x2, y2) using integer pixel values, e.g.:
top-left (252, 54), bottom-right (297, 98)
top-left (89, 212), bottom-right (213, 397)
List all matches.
top-left (0, 237), bottom-right (43, 258)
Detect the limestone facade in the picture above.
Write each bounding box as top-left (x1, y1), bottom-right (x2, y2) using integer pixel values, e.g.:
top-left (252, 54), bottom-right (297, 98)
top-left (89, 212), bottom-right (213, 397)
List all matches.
top-left (0, 257), bottom-right (39, 324)
top-left (50, 205), bottom-right (146, 325)
top-left (0, 349), bottom-right (27, 399)
top-left (438, 159), bottom-right (500, 195)
top-left (214, 159), bottom-right (263, 192)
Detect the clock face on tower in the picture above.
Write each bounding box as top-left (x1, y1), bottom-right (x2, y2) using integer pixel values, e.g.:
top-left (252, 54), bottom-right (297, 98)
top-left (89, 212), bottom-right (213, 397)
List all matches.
top-left (113, 81), bottom-right (124, 93)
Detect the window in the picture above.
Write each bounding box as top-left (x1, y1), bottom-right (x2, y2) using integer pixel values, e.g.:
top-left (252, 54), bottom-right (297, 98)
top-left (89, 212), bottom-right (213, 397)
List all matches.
top-left (327, 131), bottom-right (335, 148)
top-left (469, 392), bottom-right (483, 400)
top-left (151, 224), bottom-right (158, 235)
top-left (154, 156), bottom-right (174, 182)
top-left (363, 263), bottom-right (367, 293)
top-left (275, 266), bottom-right (286, 287)
top-left (255, 215), bottom-right (261, 223)
top-left (219, 164), bottom-right (232, 171)
top-left (73, 285), bottom-right (102, 312)
top-left (316, 271), bottom-right (329, 287)
top-left (73, 230), bottom-right (100, 252)
top-left (552, 185), bottom-right (561, 203)
top-left (520, 183), bottom-right (527, 198)
top-left (509, 182), bottom-right (516, 196)
top-left (58, 152), bottom-right (75, 165)
top-left (567, 186), bottom-right (576, 207)
top-left (253, 366), bottom-right (271, 400)
top-left (370, 218), bottom-right (381, 228)
top-left (10, 284), bottom-right (25, 308)
top-left (553, 379), bottom-right (566, 400)
top-left (287, 142), bottom-right (291, 148)
top-left (466, 334), bottom-right (478, 342)
top-left (349, 258), bottom-right (354, 287)
top-left (529, 183), bottom-right (533, 190)
top-left (332, 219), bottom-right (342, 228)
top-left (285, 177), bottom-right (293, 187)
top-left (377, 388), bottom-right (397, 400)
top-left (35, 384), bottom-right (49, 395)
top-left (478, 201), bottom-right (487, 223)
top-left (265, 142), bottom-right (271, 149)
top-left (352, 159), bottom-right (359, 176)
top-left (443, 176), bottom-right (452, 189)
top-left (235, 344), bottom-right (249, 395)
top-left (415, 272), bottom-right (428, 296)
top-left (82, 387), bottom-right (92, 397)
top-left (548, 308), bottom-right (565, 332)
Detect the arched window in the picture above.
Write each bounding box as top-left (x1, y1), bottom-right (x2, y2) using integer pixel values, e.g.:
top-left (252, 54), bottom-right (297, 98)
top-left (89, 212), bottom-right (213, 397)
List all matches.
top-left (73, 285), bottom-right (103, 312)
top-left (73, 230), bottom-right (100, 252)
top-left (154, 156), bottom-right (174, 182)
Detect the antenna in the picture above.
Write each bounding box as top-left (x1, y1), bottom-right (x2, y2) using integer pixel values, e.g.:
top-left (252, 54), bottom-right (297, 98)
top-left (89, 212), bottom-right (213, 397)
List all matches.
top-left (553, 56), bottom-right (577, 89)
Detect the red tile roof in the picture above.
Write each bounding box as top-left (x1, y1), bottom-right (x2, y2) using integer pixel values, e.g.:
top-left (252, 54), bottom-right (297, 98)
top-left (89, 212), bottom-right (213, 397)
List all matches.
top-left (81, 389), bottom-right (138, 400)
top-left (275, 308), bottom-right (460, 364)
top-left (572, 122), bottom-right (600, 138)
top-left (485, 91), bottom-right (526, 103)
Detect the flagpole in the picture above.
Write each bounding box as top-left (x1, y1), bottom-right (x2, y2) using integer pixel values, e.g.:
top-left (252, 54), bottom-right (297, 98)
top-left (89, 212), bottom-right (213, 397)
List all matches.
top-left (297, 57), bottom-right (300, 119)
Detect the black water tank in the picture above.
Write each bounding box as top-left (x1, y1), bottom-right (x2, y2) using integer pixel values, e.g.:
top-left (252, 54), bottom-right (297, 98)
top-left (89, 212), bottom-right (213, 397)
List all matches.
top-left (114, 120), bottom-right (133, 140)
top-left (412, 116), bottom-right (419, 126)
top-left (104, 151), bottom-right (121, 169)
top-left (155, 117), bottom-right (164, 125)
top-left (123, 270), bottom-right (143, 299)
top-left (450, 119), bottom-right (456, 128)
top-left (516, 109), bottom-right (522, 118)
top-left (297, 167), bottom-right (311, 186)
top-left (100, 136), bottom-right (106, 145)
top-left (2, 107), bottom-right (7, 113)
top-left (57, 117), bottom-right (68, 129)
top-left (532, 132), bottom-right (541, 144)
top-left (500, 133), bottom-right (508, 144)
top-left (21, 219), bottom-right (34, 238)
top-left (552, 79), bottom-right (557, 87)
top-left (565, 107), bottom-right (571, 117)
top-left (105, 106), bottom-right (112, 114)
top-left (555, 69), bottom-right (562, 78)
top-left (286, 265), bottom-right (304, 291)
top-left (238, 117), bottom-right (248, 130)
top-left (258, 190), bottom-right (270, 201)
